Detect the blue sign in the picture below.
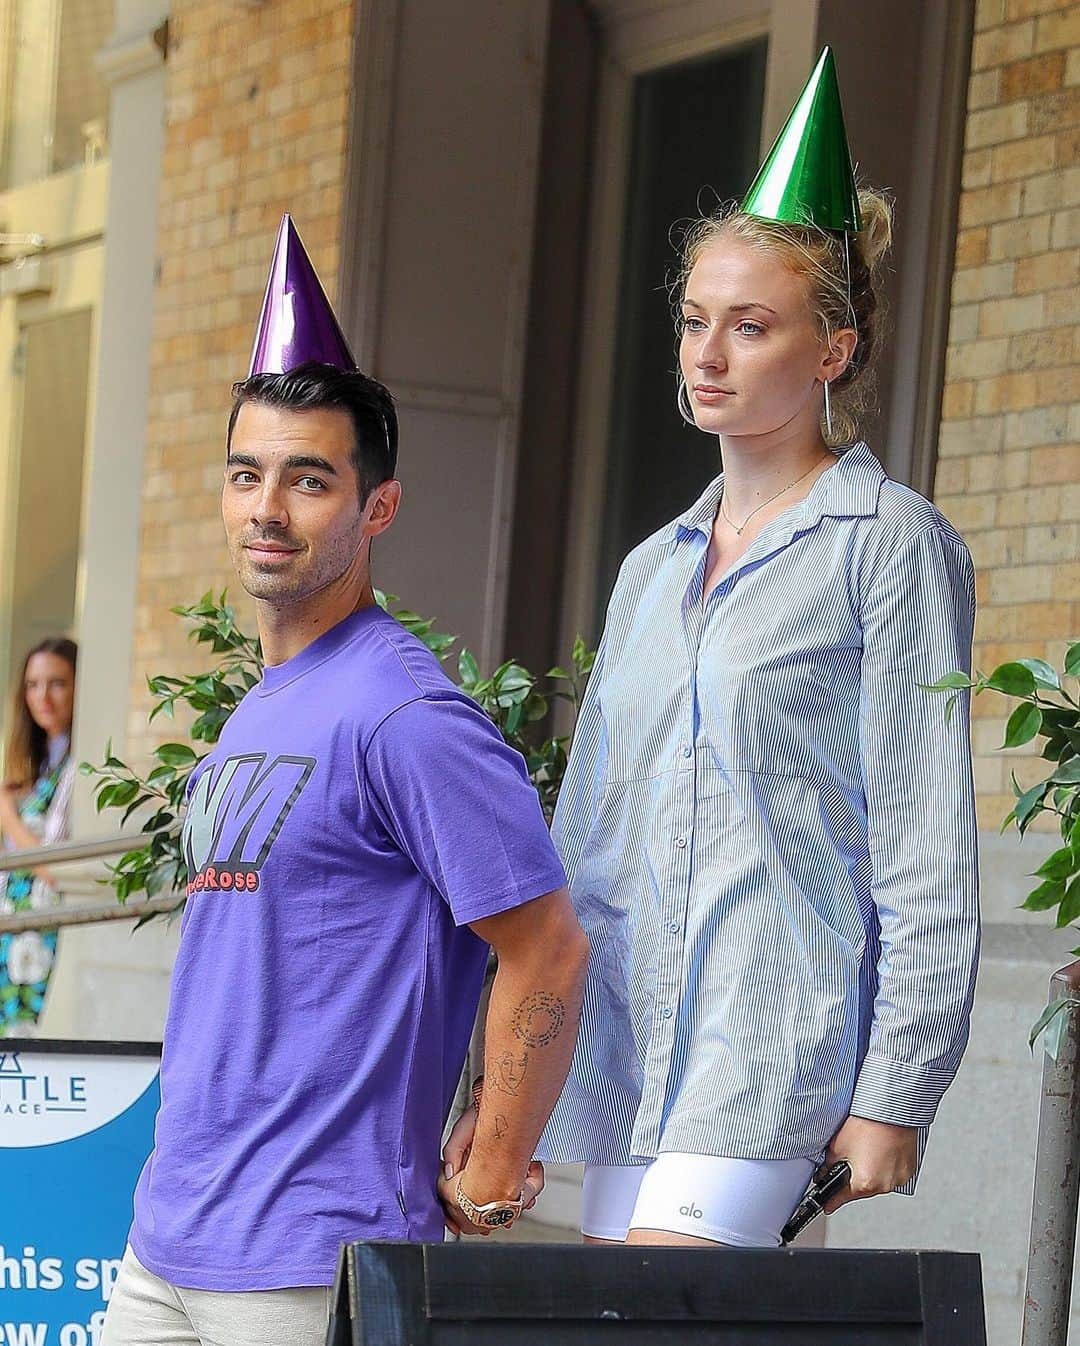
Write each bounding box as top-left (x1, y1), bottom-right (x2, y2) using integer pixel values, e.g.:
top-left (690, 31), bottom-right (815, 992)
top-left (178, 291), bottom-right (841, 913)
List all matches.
top-left (0, 1044), bottom-right (159, 1346)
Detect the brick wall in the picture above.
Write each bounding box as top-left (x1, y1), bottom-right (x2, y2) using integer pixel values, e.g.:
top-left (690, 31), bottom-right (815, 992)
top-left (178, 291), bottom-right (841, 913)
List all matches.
top-left (129, 0), bottom-right (352, 762)
top-left (934, 0), bottom-right (1080, 829)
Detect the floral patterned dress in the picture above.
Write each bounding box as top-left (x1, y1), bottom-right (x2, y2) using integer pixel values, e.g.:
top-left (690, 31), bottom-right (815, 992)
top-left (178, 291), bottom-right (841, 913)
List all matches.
top-left (0, 751), bottom-right (72, 1036)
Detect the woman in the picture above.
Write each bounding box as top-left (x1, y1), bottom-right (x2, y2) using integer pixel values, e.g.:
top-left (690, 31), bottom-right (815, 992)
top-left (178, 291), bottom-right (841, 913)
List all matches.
top-left (0, 637), bottom-right (78, 1035)
top-left (531, 59), bottom-right (979, 1247)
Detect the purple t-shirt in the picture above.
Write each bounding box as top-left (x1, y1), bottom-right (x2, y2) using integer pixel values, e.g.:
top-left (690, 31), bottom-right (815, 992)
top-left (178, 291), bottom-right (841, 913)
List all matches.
top-left (130, 606), bottom-right (566, 1290)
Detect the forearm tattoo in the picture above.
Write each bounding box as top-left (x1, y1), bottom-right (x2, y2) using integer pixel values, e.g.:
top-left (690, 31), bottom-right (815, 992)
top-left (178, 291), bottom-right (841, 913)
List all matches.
top-left (494, 1048), bottom-right (529, 1096)
top-left (511, 990), bottom-right (566, 1048)
top-left (474, 1082), bottom-right (510, 1141)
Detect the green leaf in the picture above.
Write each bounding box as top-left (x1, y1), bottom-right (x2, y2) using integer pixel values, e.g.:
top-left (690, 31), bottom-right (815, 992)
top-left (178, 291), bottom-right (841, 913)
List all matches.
top-left (458, 649), bottom-right (480, 685)
top-left (121, 793), bottom-right (154, 826)
top-left (1056, 876), bottom-right (1080, 927)
top-left (1014, 780), bottom-right (1049, 828)
top-left (1065, 641), bottom-right (1080, 678)
top-left (1035, 847), bottom-right (1077, 882)
top-left (109, 779), bottom-right (140, 808)
top-left (155, 742), bottom-right (197, 768)
top-left (546, 666), bottom-right (569, 681)
top-left (922, 671), bottom-right (974, 691)
top-left (986, 662), bottom-right (1037, 697)
top-left (94, 782), bottom-right (121, 813)
top-left (1021, 877), bottom-right (1066, 912)
top-left (1003, 702), bottom-right (1042, 749)
top-left (1052, 757), bottom-right (1080, 785)
top-left (1030, 996), bottom-right (1080, 1053)
top-left (1017, 658), bottom-right (1061, 691)
top-left (494, 665), bottom-right (533, 694)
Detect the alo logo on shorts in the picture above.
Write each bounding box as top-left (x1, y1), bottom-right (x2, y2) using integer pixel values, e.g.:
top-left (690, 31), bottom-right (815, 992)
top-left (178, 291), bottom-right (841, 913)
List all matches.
top-left (183, 752), bottom-right (315, 897)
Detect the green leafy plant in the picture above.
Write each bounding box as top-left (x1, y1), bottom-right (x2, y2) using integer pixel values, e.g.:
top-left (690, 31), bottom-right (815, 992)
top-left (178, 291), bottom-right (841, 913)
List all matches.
top-left (927, 642), bottom-right (1080, 1046)
top-left (81, 592), bottom-right (595, 921)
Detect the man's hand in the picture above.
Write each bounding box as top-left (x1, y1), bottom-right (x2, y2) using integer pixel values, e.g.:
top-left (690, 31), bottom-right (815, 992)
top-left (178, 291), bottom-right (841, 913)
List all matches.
top-left (440, 886), bottom-right (584, 1232)
top-left (821, 1116), bottom-right (918, 1213)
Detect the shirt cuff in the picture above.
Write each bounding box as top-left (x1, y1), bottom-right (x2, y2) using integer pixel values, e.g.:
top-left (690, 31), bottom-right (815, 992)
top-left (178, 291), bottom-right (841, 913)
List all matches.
top-left (849, 1051), bottom-right (954, 1129)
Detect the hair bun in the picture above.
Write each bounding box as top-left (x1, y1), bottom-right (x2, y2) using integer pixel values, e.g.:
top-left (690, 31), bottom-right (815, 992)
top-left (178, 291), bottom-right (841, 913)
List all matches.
top-left (855, 188), bottom-right (894, 278)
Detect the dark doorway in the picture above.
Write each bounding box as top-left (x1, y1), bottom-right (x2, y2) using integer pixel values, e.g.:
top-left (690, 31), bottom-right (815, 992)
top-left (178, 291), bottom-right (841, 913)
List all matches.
top-left (596, 39), bottom-right (767, 627)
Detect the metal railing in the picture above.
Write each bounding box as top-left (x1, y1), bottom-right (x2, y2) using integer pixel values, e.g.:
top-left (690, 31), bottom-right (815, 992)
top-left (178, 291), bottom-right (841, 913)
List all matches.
top-left (0, 833), bottom-right (180, 932)
top-left (1022, 959), bottom-right (1080, 1346)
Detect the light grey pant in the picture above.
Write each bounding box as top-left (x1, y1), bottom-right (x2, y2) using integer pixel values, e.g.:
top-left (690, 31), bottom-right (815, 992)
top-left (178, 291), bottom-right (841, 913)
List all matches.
top-left (101, 1246), bottom-right (333, 1346)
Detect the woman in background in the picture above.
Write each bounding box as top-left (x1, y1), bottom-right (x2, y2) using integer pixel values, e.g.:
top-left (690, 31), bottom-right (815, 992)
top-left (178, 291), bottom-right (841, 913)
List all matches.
top-left (0, 636), bottom-right (78, 1035)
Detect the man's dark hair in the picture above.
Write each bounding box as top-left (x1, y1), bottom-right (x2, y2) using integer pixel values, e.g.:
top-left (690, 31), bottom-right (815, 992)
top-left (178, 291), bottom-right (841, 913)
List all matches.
top-left (227, 361), bottom-right (398, 499)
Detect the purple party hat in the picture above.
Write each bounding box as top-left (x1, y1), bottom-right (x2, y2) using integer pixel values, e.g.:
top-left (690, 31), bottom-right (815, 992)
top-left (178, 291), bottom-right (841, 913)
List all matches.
top-left (247, 214), bottom-right (357, 376)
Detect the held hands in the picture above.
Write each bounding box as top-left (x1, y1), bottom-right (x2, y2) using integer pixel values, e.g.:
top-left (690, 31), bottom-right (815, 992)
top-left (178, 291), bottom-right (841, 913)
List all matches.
top-left (437, 1104), bottom-right (544, 1236)
top-left (820, 1115), bottom-right (918, 1213)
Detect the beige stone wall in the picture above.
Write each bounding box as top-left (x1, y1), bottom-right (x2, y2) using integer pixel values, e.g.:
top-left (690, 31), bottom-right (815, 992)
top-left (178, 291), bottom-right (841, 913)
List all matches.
top-left (129, 0), bottom-right (352, 762)
top-left (935, 0), bottom-right (1080, 829)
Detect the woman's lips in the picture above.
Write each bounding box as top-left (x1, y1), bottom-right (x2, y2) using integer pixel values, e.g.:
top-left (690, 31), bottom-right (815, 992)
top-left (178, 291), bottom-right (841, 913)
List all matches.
top-left (693, 385), bottom-right (735, 403)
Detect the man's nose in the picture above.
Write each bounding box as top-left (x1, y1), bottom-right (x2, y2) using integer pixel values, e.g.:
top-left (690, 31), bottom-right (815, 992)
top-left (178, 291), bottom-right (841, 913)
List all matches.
top-left (251, 481), bottom-right (288, 528)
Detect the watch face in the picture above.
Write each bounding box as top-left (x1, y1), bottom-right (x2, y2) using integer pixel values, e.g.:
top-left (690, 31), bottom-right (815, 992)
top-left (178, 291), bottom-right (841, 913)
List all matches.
top-left (482, 1207), bottom-right (518, 1229)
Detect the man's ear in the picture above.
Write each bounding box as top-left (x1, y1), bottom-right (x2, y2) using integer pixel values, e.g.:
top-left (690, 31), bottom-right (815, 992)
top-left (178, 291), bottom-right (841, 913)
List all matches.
top-left (365, 479), bottom-right (402, 538)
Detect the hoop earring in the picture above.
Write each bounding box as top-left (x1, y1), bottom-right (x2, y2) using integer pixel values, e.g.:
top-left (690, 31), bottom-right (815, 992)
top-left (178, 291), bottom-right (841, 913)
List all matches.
top-left (676, 378), bottom-right (696, 426)
top-left (823, 378), bottom-right (833, 438)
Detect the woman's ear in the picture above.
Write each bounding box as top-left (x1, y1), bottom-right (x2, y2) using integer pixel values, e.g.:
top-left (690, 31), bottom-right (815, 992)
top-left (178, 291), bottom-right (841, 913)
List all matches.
top-left (821, 328), bottom-right (857, 385)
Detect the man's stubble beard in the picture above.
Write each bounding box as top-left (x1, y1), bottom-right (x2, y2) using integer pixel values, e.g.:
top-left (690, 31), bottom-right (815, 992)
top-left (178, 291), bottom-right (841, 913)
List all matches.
top-left (233, 526), bottom-right (366, 606)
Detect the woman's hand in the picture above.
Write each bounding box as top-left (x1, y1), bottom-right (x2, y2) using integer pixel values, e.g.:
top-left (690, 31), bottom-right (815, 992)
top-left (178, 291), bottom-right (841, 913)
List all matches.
top-left (438, 1103), bottom-right (544, 1235)
top-left (440, 1105), bottom-right (479, 1235)
top-left (821, 1115), bottom-right (918, 1213)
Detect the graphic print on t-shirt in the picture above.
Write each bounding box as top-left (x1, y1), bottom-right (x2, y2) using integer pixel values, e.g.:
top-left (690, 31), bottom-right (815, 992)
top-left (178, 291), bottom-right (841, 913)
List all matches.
top-left (183, 753), bottom-right (315, 897)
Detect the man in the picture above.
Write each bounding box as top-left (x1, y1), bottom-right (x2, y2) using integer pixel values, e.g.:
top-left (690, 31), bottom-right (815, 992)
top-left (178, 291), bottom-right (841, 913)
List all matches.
top-left (103, 217), bottom-right (588, 1346)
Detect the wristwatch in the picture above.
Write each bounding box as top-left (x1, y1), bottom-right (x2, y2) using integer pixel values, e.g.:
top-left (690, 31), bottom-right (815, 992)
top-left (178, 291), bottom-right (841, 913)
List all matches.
top-left (454, 1174), bottom-right (525, 1230)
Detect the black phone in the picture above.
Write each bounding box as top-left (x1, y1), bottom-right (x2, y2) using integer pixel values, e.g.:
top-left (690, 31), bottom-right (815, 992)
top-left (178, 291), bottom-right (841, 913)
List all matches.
top-left (779, 1160), bottom-right (851, 1245)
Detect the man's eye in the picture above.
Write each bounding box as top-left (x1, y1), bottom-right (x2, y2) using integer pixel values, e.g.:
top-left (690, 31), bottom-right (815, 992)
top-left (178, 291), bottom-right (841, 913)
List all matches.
top-left (298, 477), bottom-right (326, 490)
top-left (231, 471), bottom-right (258, 484)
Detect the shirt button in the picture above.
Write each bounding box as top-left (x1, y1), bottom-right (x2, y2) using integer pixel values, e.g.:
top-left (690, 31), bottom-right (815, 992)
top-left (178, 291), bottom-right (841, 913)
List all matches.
top-left (660, 1006), bottom-right (673, 1019)
top-left (668, 921), bottom-right (680, 934)
top-left (674, 835), bottom-right (687, 848)
top-left (680, 743), bottom-right (692, 758)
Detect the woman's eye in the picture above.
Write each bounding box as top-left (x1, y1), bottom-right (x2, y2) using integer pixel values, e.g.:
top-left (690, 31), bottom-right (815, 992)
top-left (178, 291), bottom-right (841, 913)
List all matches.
top-left (682, 316), bottom-right (707, 332)
top-left (736, 320), bottom-right (764, 336)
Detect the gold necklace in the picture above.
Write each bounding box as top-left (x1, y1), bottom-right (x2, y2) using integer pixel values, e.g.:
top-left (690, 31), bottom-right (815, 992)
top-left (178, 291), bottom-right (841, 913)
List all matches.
top-left (719, 456), bottom-right (827, 536)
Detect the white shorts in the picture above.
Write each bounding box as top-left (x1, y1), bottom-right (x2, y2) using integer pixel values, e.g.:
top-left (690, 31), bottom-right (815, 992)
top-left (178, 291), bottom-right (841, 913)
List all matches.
top-left (581, 1153), bottom-right (817, 1247)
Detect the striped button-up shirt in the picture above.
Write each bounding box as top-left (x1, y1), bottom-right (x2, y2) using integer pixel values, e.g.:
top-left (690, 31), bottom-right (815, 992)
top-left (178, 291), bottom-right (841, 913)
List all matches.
top-left (538, 442), bottom-right (979, 1178)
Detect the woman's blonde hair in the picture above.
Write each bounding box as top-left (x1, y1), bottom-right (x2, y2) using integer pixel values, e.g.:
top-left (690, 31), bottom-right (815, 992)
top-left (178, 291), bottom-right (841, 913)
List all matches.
top-left (678, 187), bottom-right (894, 445)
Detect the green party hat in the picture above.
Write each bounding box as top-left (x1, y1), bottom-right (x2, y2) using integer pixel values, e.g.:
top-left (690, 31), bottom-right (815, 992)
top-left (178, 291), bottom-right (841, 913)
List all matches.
top-left (741, 46), bottom-right (861, 232)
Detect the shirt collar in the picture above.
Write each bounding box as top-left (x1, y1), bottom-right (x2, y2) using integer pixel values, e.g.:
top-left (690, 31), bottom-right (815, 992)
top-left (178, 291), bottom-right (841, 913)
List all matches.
top-left (672, 441), bottom-right (886, 546)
